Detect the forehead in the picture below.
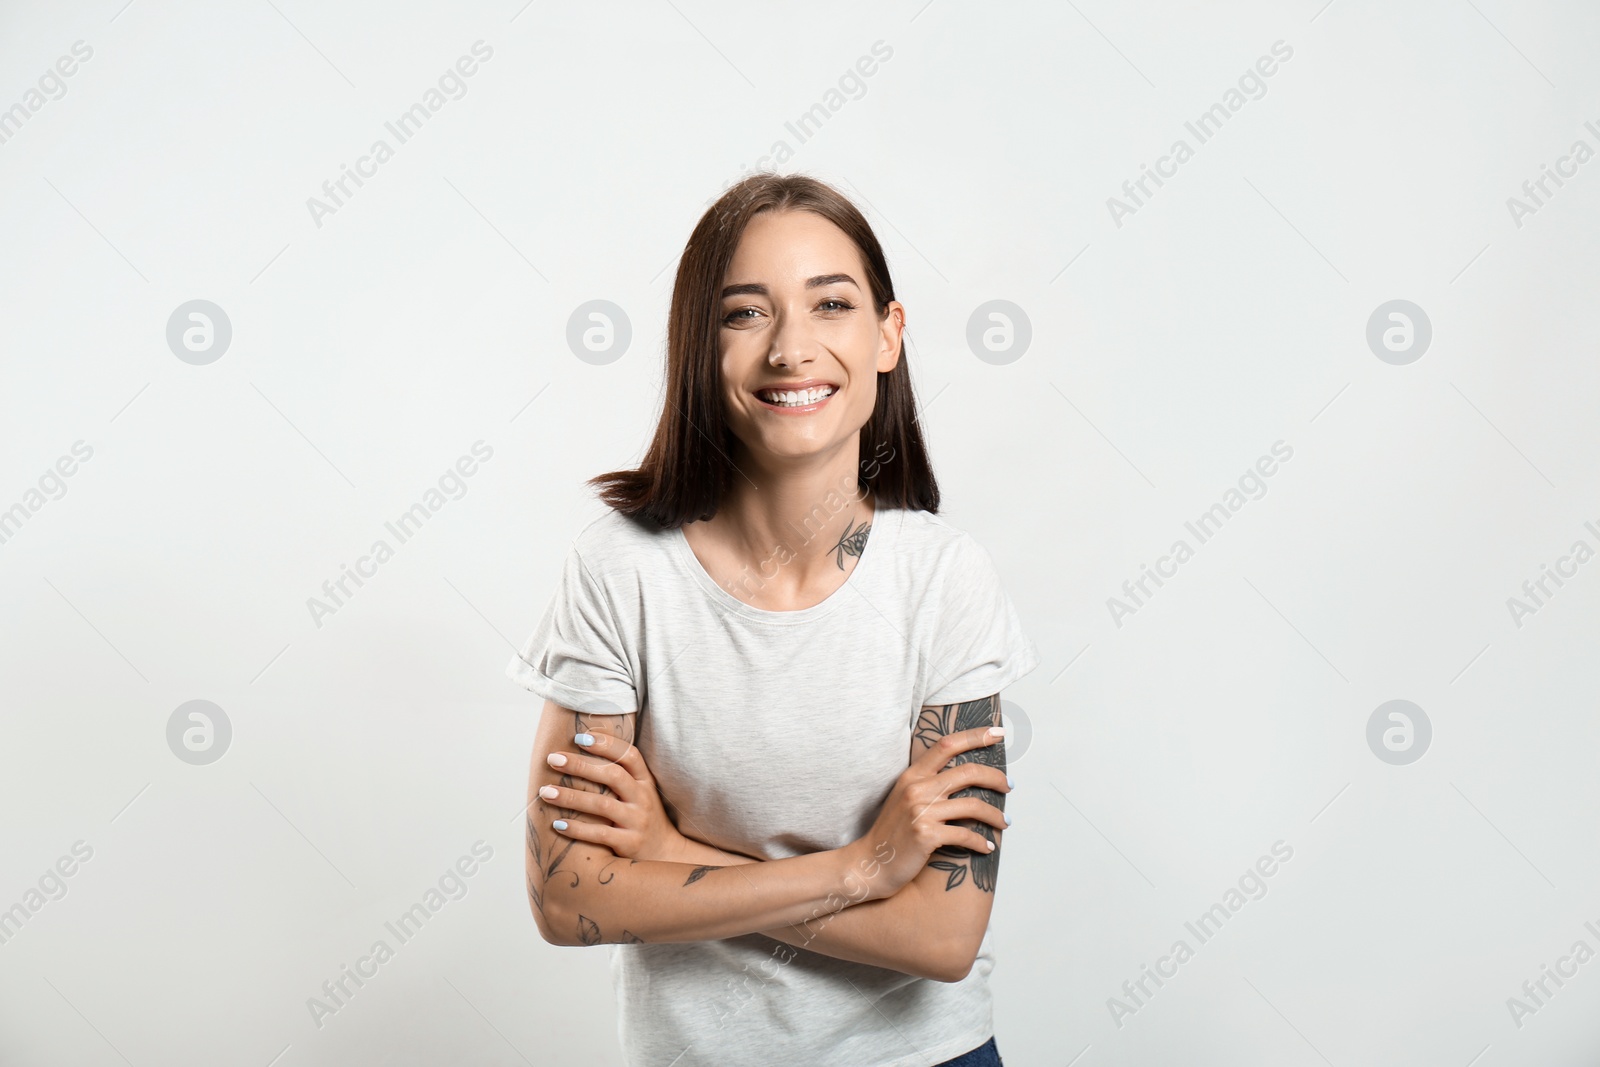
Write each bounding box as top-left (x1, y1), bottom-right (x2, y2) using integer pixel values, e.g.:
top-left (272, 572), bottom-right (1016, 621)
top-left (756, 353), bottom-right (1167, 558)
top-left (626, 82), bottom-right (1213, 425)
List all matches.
top-left (722, 209), bottom-right (864, 287)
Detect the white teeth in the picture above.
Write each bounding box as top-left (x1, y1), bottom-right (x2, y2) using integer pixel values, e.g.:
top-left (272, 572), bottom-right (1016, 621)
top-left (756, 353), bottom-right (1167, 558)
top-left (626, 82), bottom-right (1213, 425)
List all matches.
top-left (760, 386), bottom-right (835, 406)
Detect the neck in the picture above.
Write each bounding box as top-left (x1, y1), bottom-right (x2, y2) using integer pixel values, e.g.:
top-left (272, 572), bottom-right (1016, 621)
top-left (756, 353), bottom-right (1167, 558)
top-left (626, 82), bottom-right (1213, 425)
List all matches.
top-left (711, 444), bottom-right (877, 578)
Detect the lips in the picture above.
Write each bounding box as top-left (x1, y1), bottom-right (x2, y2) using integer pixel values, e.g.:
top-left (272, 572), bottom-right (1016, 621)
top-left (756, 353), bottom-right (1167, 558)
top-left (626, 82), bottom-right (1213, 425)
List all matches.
top-left (754, 382), bottom-right (838, 412)
top-left (755, 383), bottom-right (837, 404)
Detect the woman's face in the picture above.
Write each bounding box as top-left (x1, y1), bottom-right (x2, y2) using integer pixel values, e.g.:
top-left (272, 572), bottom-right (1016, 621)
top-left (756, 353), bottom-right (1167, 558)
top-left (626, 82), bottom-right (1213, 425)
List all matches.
top-left (717, 208), bottom-right (903, 468)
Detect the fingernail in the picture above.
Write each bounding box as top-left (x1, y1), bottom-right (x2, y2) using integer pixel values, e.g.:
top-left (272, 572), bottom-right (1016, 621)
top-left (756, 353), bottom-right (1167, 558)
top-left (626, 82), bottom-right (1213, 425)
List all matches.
top-left (539, 785), bottom-right (559, 799)
top-left (987, 726), bottom-right (1006, 740)
top-left (1003, 813), bottom-right (1012, 826)
top-left (574, 733), bottom-right (595, 746)
top-left (552, 820), bottom-right (568, 830)
top-left (1006, 776), bottom-right (1015, 790)
top-left (985, 840), bottom-right (996, 851)
top-left (547, 753), bottom-right (567, 767)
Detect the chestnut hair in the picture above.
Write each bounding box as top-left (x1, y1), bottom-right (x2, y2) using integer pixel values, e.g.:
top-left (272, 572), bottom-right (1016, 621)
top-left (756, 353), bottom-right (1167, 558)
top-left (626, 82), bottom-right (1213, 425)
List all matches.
top-left (588, 173), bottom-right (940, 529)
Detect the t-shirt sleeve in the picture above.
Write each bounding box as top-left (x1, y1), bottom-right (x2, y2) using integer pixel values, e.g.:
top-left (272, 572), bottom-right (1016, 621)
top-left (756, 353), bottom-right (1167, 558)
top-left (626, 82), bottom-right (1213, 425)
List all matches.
top-left (504, 543), bottom-right (639, 714)
top-left (921, 533), bottom-right (1041, 707)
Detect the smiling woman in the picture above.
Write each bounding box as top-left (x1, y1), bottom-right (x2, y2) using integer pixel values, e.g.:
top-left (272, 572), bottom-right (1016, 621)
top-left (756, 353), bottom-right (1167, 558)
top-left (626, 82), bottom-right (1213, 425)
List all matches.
top-left (506, 173), bottom-right (1039, 1067)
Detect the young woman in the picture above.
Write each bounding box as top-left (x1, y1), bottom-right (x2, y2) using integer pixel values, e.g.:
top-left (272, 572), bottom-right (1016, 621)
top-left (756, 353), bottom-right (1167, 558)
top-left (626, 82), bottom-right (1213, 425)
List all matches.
top-left (508, 174), bottom-right (1039, 1066)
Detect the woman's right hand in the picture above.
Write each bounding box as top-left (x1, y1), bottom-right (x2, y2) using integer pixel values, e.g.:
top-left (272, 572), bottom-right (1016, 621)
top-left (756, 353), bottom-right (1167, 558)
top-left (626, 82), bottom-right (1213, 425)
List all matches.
top-left (849, 725), bottom-right (1012, 901)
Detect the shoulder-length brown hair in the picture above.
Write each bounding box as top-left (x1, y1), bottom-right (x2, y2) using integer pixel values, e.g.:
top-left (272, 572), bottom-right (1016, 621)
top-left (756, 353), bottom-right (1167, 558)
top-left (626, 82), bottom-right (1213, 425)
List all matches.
top-left (589, 173), bottom-right (940, 529)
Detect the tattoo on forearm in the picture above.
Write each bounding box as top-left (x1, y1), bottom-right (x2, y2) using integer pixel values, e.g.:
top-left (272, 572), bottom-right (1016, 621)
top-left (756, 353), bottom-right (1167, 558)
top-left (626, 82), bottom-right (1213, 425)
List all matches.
top-left (526, 810), bottom-right (577, 921)
top-left (577, 914), bottom-right (645, 945)
top-left (830, 516), bottom-right (871, 570)
top-left (913, 695), bottom-right (1005, 893)
top-left (684, 864), bottom-right (724, 886)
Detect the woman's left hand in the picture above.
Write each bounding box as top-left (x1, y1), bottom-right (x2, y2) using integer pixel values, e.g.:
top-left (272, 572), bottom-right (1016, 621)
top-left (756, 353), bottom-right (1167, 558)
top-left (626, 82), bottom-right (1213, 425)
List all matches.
top-left (542, 731), bottom-right (689, 864)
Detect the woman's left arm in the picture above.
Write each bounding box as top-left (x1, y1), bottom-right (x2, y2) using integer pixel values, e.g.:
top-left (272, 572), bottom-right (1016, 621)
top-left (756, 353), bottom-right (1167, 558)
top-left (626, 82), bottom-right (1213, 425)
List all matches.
top-left (549, 694), bottom-right (1008, 983)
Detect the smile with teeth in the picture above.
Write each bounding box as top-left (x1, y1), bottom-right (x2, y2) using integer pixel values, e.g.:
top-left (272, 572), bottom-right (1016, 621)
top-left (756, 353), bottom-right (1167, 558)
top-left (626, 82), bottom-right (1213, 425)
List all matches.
top-left (758, 385), bottom-right (836, 407)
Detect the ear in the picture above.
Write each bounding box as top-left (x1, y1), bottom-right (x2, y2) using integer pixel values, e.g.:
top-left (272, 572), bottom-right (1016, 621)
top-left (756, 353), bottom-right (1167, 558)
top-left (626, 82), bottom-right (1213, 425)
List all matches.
top-left (876, 301), bottom-right (905, 373)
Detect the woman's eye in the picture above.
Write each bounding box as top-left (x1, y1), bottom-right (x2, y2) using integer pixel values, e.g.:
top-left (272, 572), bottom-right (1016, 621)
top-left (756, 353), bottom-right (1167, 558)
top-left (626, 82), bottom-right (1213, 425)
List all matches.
top-left (723, 300), bottom-right (852, 324)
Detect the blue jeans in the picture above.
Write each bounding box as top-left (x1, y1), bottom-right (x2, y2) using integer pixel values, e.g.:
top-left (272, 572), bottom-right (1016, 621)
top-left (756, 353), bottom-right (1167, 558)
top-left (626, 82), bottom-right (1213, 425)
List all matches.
top-left (932, 1036), bottom-right (1002, 1067)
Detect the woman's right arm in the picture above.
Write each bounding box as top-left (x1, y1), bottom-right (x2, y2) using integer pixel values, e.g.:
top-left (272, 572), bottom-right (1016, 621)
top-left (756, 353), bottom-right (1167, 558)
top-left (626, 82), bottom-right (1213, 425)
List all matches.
top-left (526, 699), bottom-right (890, 946)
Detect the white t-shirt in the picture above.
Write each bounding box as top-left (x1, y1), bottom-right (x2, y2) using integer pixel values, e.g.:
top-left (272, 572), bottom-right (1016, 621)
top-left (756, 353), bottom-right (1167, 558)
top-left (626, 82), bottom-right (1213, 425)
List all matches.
top-left (506, 503), bottom-right (1041, 1067)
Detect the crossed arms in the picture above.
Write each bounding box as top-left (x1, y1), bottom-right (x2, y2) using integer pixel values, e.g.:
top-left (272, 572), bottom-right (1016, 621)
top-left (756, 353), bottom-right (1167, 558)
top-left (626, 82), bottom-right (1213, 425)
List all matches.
top-left (523, 694), bottom-right (1009, 983)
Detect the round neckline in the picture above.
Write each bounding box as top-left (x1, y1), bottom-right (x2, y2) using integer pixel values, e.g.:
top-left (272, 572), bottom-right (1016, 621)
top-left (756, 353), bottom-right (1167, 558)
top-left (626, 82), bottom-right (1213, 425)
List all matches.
top-left (671, 505), bottom-right (900, 623)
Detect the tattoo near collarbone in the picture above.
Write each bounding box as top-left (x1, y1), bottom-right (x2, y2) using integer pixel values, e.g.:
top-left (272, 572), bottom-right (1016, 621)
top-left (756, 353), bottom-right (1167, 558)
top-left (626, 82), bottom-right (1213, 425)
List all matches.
top-left (830, 515), bottom-right (871, 570)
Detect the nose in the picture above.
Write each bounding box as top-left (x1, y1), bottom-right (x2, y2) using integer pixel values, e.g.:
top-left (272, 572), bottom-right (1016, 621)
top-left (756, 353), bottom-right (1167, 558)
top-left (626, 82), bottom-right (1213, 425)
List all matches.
top-left (767, 308), bottom-right (817, 371)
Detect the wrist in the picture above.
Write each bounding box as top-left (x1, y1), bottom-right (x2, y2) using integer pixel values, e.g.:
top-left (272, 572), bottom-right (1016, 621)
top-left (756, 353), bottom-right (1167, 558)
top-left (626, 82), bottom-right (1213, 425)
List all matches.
top-left (840, 838), bottom-right (892, 903)
top-left (658, 828), bottom-right (695, 866)
top-left (667, 829), bottom-right (757, 867)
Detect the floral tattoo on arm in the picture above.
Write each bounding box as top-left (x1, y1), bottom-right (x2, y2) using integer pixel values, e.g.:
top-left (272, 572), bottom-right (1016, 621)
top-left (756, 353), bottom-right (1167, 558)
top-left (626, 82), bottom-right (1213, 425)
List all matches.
top-left (912, 695), bottom-right (1005, 893)
top-left (526, 710), bottom-right (647, 945)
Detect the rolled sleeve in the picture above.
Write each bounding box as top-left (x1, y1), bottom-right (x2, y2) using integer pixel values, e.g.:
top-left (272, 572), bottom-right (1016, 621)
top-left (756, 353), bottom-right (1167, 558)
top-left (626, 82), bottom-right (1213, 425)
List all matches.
top-left (505, 544), bottom-right (638, 714)
top-left (921, 534), bottom-right (1040, 706)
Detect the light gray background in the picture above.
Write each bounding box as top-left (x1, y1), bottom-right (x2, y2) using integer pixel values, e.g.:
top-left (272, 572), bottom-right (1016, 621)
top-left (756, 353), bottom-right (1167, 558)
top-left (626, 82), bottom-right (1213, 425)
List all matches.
top-left (2, 1), bottom-right (1597, 1064)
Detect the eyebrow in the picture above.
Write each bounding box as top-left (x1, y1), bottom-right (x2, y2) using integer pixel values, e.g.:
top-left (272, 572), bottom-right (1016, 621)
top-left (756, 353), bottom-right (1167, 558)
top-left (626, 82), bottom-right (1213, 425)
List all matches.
top-left (720, 273), bottom-right (860, 299)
